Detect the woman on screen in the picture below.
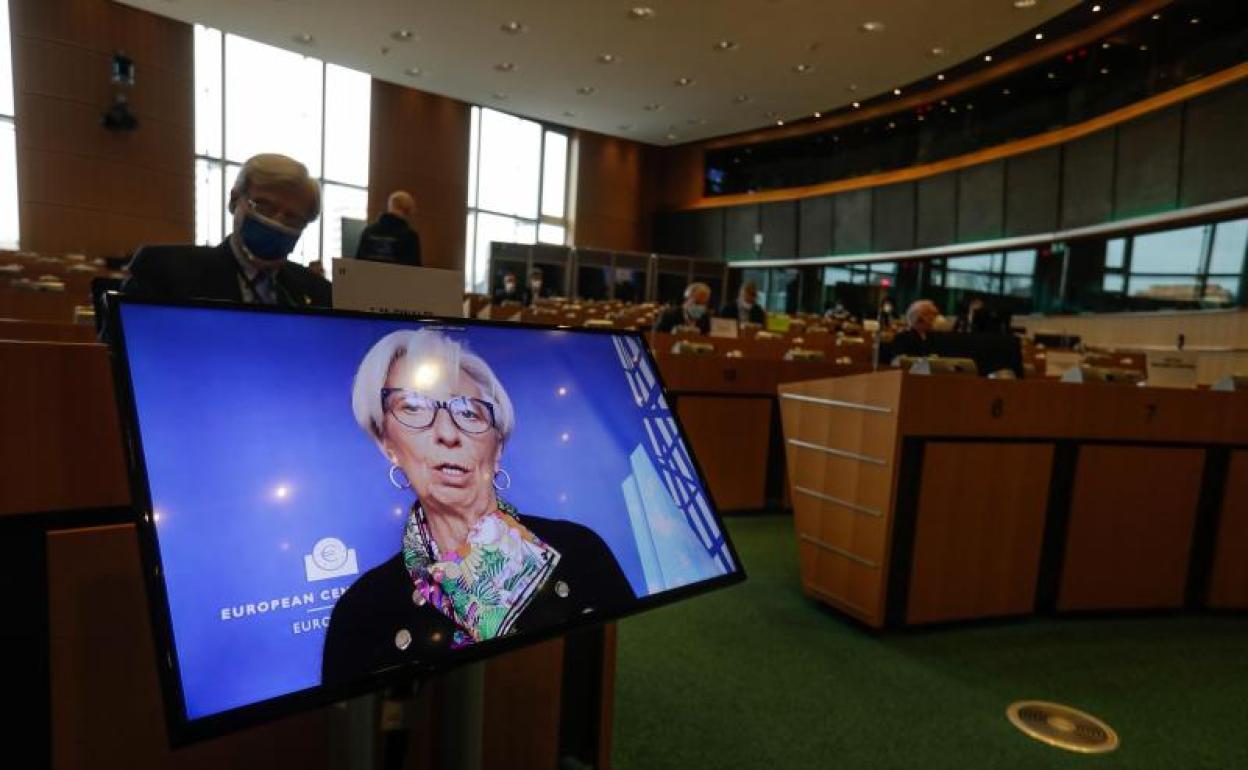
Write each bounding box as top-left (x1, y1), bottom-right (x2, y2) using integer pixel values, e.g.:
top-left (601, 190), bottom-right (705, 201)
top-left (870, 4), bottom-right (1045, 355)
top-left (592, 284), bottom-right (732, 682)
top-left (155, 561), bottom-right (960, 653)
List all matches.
top-left (322, 329), bottom-right (635, 685)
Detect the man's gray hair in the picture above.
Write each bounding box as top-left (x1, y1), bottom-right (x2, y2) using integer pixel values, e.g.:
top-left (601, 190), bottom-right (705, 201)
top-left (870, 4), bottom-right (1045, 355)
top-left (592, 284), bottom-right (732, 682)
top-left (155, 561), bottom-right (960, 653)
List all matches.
top-left (352, 329), bottom-right (515, 457)
top-left (906, 299), bottom-right (939, 325)
top-left (231, 153), bottom-right (322, 221)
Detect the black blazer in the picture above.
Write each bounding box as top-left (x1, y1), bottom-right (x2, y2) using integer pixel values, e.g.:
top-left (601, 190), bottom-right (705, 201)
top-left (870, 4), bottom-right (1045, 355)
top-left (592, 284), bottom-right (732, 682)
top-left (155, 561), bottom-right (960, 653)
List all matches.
top-left (719, 301), bottom-right (766, 325)
top-left (321, 514), bottom-right (635, 686)
top-left (355, 213), bottom-right (422, 267)
top-left (653, 305), bottom-right (710, 335)
top-left (122, 241), bottom-right (332, 308)
top-left (889, 329), bottom-right (933, 360)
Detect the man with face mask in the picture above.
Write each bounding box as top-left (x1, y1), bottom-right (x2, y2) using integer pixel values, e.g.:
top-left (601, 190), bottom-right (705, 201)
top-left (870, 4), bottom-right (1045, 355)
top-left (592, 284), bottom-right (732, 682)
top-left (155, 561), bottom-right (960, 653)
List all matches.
top-left (719, 281), bottom-right (766, 326)
top-left (493, 271), bottom-right (524, 304)
top-left (523, 268), bottom-right (550, 307)
top-left (121, 153), bottom-right (331, 308)
top-left (653, 282), bottom-right (712, 334)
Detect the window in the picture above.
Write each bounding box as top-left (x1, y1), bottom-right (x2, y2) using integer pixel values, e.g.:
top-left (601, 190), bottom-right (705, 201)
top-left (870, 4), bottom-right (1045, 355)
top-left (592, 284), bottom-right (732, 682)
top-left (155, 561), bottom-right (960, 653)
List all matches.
top-left (464, 106), bottom-right (570, 293)
top-left (0, 0), bottom-right (18, 249)
top-left (194, 26), bottom-right (370, 272)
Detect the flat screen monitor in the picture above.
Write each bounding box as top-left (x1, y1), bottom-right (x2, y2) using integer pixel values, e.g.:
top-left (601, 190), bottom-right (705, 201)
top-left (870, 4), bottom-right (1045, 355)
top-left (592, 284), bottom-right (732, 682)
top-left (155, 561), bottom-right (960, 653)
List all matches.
top-left (107, 298), bottom-right (744, 744)
top-left (341, 216), bottom-right (367, 259)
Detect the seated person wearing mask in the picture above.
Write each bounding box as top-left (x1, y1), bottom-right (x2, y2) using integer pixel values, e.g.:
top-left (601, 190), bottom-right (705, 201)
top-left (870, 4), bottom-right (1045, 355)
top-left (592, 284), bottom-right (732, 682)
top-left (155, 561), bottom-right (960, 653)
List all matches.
top-left (653, 282), bottom-right (712, 334)
top-left (524, 269), bottom-right (550, 306)
top-left (720, 281), bottom-right (766, 325)
top-left (123, 153), bottom-right (330, 307)
top-left (891, 299), bottom-right (940, 360)
top-left (355, 190), bottom-right (422, 266)
top-left (493, 272), bottom-right (524, 304)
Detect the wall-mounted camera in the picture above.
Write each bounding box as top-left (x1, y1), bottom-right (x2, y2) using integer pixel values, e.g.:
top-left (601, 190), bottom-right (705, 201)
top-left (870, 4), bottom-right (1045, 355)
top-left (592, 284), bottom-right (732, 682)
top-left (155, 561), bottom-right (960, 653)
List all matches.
top-left (102, 52), bottom-right (138, 132)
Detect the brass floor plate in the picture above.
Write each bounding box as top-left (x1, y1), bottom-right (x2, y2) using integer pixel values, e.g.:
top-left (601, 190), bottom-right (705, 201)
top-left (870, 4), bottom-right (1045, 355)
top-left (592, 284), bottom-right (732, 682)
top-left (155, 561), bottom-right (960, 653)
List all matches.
top-left (1006, 700), bottom-right (1120, 754)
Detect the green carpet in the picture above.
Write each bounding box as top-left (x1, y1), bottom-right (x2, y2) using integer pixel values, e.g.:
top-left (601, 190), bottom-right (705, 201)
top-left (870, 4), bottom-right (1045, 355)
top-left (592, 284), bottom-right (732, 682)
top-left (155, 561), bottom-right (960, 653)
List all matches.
top-left (612, 515), bottom-right (1248, 770)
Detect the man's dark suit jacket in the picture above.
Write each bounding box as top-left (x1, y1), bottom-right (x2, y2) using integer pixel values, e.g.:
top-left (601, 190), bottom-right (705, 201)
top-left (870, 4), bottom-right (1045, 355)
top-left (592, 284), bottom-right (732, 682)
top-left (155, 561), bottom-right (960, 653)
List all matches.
top-left (122, 241), bottom-right (332, 308)
top-left (355, 213), bottom-right (422, 267)
top-left (653, 305), bottom-right (710, 335)
top-left (719, 301), bottom-right (766, 325)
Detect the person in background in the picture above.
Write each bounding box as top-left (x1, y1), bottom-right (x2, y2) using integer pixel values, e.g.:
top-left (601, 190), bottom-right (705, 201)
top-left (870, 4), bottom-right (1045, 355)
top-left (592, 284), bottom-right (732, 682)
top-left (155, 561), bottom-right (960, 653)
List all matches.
top-left (891, 299), bottom-right (941, 360)
top-left (653, 282), bottom-right (712, 334)
top-left (824, 298), bottom-right (852, 323)
top-left (877, 296), bottom-right (899, 325)
top-left (720, 281), bottom-right (766, 325)
top-left (123, 153), bottom-right (330, 308)
top-left (493, 271), bottom-right (524, 304)
top-left (524, 269), bottom-right (550, 306)
top-left (955, 296), bottom-right (997, 334)
top-left (356, 190), bottom-right (422, 266)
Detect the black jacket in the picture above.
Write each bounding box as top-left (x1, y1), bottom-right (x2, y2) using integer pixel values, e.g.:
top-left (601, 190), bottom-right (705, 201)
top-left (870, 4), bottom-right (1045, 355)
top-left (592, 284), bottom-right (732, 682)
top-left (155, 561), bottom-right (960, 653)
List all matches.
top-left (356, 213), bottom-right (422, 266)
top-left (719, 301), bottom-right (766, 325)
top-left (890, 329), bottom-right (934, 360)
top-left (122, 241), bottom-right (331, 308)
top-left (653, 305), bottom-right (710, 335)
top-left (321, 514), bottom-right (635, 686)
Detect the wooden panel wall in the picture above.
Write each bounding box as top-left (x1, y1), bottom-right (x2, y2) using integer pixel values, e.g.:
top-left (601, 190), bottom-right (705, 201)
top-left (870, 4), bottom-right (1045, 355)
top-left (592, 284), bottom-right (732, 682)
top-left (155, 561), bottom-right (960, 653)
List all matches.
top-left (10, 0), bottom-right (195, 259)
top-left (366, 79), bottom-right (470, 272)
top-left (574, 129), bottom-right (649, 253)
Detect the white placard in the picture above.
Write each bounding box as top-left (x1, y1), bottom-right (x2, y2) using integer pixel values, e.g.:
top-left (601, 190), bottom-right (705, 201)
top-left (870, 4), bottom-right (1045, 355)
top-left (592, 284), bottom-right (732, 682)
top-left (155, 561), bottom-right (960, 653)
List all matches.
top-left (1145, 350), bottom-right (1198, 389)
top-left (332, 258), bottom-right (463, 318)
top-left (709, 317), bottom-right (739, 339)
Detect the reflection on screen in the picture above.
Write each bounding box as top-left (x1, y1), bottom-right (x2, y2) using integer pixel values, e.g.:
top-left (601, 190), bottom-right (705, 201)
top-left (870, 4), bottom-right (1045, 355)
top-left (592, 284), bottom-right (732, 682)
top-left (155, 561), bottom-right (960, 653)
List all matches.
top-left (116, 303), bottom-right (738, 728)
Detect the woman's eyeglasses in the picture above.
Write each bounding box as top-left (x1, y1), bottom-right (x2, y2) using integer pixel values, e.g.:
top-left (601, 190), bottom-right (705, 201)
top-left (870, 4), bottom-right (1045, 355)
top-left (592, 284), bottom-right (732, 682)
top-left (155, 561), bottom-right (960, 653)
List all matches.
top-left (381, 389), bottom-right (496, 435)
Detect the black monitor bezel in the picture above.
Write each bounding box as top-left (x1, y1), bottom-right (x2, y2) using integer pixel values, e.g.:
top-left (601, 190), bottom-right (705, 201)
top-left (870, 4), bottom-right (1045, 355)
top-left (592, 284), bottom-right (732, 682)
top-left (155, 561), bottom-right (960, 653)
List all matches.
top-left (106, 295), bottom-right (747, 747)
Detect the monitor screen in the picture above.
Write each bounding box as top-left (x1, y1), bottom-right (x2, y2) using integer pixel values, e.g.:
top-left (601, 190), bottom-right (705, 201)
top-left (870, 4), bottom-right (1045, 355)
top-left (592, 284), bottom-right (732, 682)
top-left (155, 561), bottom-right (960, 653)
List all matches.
top-left (109, 299), bottom-right (743, 743)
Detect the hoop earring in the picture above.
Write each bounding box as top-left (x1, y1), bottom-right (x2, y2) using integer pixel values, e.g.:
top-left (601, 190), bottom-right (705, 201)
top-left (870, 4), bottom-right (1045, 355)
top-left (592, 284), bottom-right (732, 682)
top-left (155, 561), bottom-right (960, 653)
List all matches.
top-left (389, 464), bottom-right (411, 490)
top-left (493, 468), bottom-right (512, 491)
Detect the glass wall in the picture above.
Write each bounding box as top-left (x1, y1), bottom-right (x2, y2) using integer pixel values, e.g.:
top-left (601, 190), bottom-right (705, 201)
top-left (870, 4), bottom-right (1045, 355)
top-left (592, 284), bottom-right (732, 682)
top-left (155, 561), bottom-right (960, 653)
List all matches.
top-left (0, 0), bottom-right (18, 250)
top-left (194, 25), bottom-right (371, 272)
top-left (465, 107), bottom-right (570, 293)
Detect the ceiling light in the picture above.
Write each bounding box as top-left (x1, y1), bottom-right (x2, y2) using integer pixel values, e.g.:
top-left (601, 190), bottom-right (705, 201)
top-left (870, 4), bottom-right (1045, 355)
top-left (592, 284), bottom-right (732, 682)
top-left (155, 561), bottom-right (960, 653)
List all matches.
top-left (887, 121), bottom-right (895, 129)
top-left (1002, 88), bottom-right (1011, 95)
top-left (1013, 0), bottom-right (1037, 7)
top-left (966, 103), bottom-right (974, 110)
top-left (713, 40), bottom-right (738, 52)
top-left (576, 85), bottom-right (595, 95)
top-left (492, 92), bottom-right (507, 100)
top-left (984, 54), bottom-right (994, 62)
top-left (847, 83), bottom-right (859, 92)
top-left (929, 46), bottom-right (947, 57)
top-left (1151, 13), bottom-right (1162, 20)
top-left (1100, 67), bottom-right (1110, 74)
top-left (1190, 17), bottom-right (1200, 24)
top-left (893, 87), bottom-right (902, 95)
top-left (1091, 4), bottom-right (1102, 12)
top-left (499, 21), bottom-right (527, 34)
top-left (563, 111), bottom-right (576, 118)
top-left (644, 103), bottom-right (662, 111)
top-left (732, 94), bottom-right (751, 103)
top-left (293, 32), bottom-right (314, 45)
top-left (1139, 44), bottom-right (1149, 52)
top-left (1102, 42), bottom-right (1110, 49)
top-left (665, 132), bottom-right (677, 140)
top-left (949, 105), bottom-right (958, 113)
top-left (851, 101), bottom-right (861, 108)
top-left (793, 63), bottom-right (814, 74)
top-left (675, 76), bottom-right (695, 87)
top-left (597, 53), bottom-right (618, 64)
top-left (860, 21), bottom-right (885, 32)
top-left (1047, 71), bottom-right (1056, 79)
top-left (629, 7), bottom-right (656, 20)
top-left (813, 111), bottom-right (822, 118)
top-left (776, 120), bottom-right (785, 126)
top-left (936, 73), bottom-right (946, 81)
top-left (1034, 32), bottom-right (1044, 40)
top-left (391, 29), bottom-right (414, 42)
top-left (495, 62), bottom-right (517, 73)
top-left (404, 66), bottom-right (423, 77)
top-left (917, 115), bottom-right (925, 122)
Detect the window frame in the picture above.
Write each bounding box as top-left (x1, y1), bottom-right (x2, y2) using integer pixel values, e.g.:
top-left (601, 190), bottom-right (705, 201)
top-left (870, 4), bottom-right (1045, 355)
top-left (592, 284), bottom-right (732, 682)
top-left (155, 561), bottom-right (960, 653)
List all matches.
top-left (1, 0), bottom-right (18, 250)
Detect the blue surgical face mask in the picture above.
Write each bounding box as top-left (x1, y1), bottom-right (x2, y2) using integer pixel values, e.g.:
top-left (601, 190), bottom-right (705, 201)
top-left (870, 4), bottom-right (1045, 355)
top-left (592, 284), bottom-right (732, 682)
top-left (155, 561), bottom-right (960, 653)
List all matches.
top-left (686, 303), bottom-right (707, 320)
top-left (240, 210), bottom-right (303, 261)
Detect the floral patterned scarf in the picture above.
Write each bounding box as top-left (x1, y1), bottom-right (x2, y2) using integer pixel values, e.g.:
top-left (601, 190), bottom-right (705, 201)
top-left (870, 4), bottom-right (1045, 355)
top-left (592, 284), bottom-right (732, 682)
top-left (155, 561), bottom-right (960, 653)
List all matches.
top-left (402, 499), bottom-right (560, 647)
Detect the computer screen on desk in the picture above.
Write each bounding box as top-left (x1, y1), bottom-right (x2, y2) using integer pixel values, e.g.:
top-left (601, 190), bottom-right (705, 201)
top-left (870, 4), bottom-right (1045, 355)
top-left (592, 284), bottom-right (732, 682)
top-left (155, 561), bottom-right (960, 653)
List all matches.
top-left (108, 299), bottom-right (743, 744)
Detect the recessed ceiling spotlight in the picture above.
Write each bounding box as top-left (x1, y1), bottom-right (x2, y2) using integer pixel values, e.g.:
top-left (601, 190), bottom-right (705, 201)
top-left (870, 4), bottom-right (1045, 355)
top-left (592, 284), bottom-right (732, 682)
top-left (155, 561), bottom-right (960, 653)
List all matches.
top-left (597, 53), bottom-right (619, 64)
top-left (576, 86), bottom-right (596, 95)
top-left (936, 73), bottom-right (946, 81)
top-left (776, 120), bottom-right (785, 126)
top-left (499, 21), bottom-right (527, 34)
top-left (628, 7), bottom-right (656, 20)
top-left (644, 103), bottom-right (662, 111)
top-left (293, 32), bottom-right (314, 45)
top-left (860, 21), bottom-right (885, 32)
top-left (1002, 88), bottom-right (1012, 95)
top-left (887, 121), bottom-right (896, 129)
top-left (1047, 70), bottom-right (1056, 79)
top-left (851, 101), bottom-right (861, 108)
top-left (929, 46), bottom-right (947, 57)
top-left (713, 40), bottom-right (739, 52)
top-left (1102, 42), bottom-right (1110, 49)
top-left (1091, 4), bottom-right (1102, 12)
top-left (984, 54), bottom-right (994, 62)
top-left (1034, 32), bottom-right (1044, 40)
top-left (404, 66), bottom-right (423, 77)
top-left (1190, 17), bottom-right (1200, 24)
top-left (893, 87), bottom-right (902, 95)
top-left (665, 132), bottom-right (677, 140)
top-left (732, 93), bottom-right (751, 103)
top-left (492, 92), bottom-right (508, 100)
top-left (793, 63), bottom-right (815, 74)
top-left (847, 83), bottom-right (859, 92)
top-left (391, 29), bottom-right (415, 42)
top-left (495, 62), bottom-right (517, 72)
top-left (675, 76), bottom-right (695, 87)
top-left (917, 115), bottom-right (925, 122)
top-left (1100, 67), bottom-right (1110, 74)
top-left (1151, 12), bottom-right (1162, 20)
top-left (1139, 44), bottom-right (1149, 51)
top-left (813, 111), bottom-right (822, 118)
top-left (966, 103), bottom-right (974, 110)
top-left (1013, 0), bottom-right (1037, 7)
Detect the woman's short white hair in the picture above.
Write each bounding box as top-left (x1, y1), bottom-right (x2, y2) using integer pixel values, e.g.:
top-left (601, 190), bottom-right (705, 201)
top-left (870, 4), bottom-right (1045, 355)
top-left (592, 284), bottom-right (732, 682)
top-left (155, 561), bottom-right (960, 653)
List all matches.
top-left (352, 329), bottom-right (514, 455)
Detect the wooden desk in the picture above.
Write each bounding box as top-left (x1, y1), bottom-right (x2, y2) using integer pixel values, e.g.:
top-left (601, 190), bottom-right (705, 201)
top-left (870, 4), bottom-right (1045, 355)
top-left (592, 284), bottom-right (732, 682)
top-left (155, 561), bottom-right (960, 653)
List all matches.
top-left (4, 340), bottom-right (616, 768)
top-left (779, 370), bottom-right (1248, 627)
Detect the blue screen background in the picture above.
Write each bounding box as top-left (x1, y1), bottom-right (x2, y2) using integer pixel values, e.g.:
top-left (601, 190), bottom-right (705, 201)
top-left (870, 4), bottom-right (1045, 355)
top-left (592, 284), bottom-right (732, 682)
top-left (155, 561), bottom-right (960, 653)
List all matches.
top-left (119, 304), bottom-right (719, 719)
